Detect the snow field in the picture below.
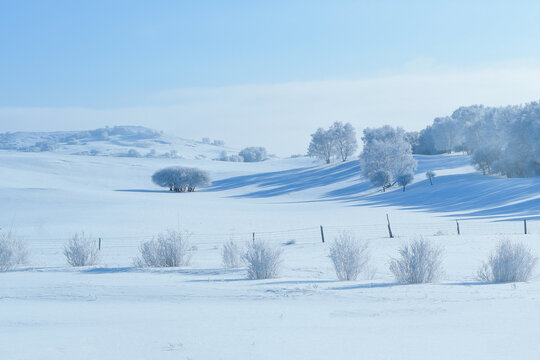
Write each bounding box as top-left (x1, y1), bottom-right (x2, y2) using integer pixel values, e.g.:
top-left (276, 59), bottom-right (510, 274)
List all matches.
top-left (2, 150), bottom-right (540, 359)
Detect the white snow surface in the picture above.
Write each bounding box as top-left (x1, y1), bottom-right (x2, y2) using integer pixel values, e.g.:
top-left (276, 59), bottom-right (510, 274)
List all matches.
top-left (1, 146), bottom-right (540, 359)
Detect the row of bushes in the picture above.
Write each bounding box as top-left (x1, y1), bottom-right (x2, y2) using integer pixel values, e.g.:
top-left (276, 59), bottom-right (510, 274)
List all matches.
top-left (217, 147), bottom-right (268, 162)
top-left (2, 231), bottom-right (537, 283)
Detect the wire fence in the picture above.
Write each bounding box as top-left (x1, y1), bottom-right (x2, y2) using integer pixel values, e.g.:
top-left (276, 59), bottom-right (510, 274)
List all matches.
top-left (21, 217), bottom-right (540, 253)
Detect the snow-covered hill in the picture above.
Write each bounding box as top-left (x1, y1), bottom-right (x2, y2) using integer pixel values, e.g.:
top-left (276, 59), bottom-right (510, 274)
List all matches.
top-left (0, 126), bottom-right (236, 160)
top-left (2, 149), bottom-right (540, 360)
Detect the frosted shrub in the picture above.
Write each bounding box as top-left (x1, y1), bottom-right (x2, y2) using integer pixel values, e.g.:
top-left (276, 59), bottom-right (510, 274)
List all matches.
top-left (0, 232), bottom-right (29, 271)
top-left (329, 232), bottom-right (369, 281)
top-left (242, 240), bottom-right (282, 279)
top-left (477, 240), bottom-right (537, 283)
top-left (238, 147), bottom-right (267, 162)
top-left (134, 230), bottom-right (192, 267)
top-left (64, 233), bottom-right (99, 267)
top-left (389, 237), bottom-right (443, 283)
top-left (222, 240), bottom-right (241, 268)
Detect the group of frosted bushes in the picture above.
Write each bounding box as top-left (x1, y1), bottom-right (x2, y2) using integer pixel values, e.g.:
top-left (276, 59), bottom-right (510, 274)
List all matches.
top-left (152, 167), bottom-right (210, 192)
top-left (1, 231), bottom-right (538, 284)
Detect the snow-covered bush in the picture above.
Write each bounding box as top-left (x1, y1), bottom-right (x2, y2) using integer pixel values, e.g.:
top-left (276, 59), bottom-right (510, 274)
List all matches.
top-left (202, 137), bottom-right (211, 144)
top-left (239, 147), bottom-right (267, 162)
top-left (218, 151), bottom-right (244, 162)
top-left (477, 240), bottom-right (538, 283)
top-left (126, 148), bottom-right (141, 157)
top-left (134, 230), bottom-right (192, 267)
top-left (0, 232), bottom-right (29, 271)
top-left (329, 232), bottom-right (369, 281)
top-left (152, 166), bottom-right (210, 192)
top-left (242, 240), bottom-right (282, 279)
top-left (64, 233), bottom-right (99, 267)
top-left (212, 139), bottom-right (225, 146)
top-left (389, 237), bottom-right (444, 284)
top-left (222, 240), bottom-right (241, 268)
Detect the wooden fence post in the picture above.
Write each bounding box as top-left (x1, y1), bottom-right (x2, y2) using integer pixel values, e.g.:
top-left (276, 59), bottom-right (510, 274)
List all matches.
top-left (386, 213), bottom-right (394, 238)
top-left (252, 232), bottom-right (255, 243)
top-left (98, 237), bottom-right (101, 250)
top-left (320, 225), bottom-right (325, 243)
top-left (524, 219), bottom-right (528, 235)
top-left (456, 220), bottom-right (460, 235)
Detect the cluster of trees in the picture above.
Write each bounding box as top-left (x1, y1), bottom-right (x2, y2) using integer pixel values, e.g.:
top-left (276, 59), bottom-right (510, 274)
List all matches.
top-left (201, 137), bottom-right (225, 146)
top-left (152, 167), bottom-right (210, 192)
top-left (307, 122), bottom-right (358, 163)
top-left (412, 101), bottom-right (540, 177)
top-left (360, 126), bottom-right (417, 192)
top-left (218, 146), bottom-right (268, 162)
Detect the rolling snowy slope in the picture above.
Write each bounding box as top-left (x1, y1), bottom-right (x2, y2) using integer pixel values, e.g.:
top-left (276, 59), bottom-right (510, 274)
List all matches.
top-left (2, 143), bottom-right (540, 360)
top-left (0, 126), bottom-right (236, 160)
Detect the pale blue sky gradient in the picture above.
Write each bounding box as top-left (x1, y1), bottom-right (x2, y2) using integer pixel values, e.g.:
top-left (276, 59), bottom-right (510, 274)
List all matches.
top-left (1, 0), bottom-right (539, 107)
top-left (1, 1), bottom-right (539, 154)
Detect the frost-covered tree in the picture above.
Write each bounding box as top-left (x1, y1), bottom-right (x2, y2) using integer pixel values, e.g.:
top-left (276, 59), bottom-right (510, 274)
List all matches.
top-left (239, 147), bottom-right (267, 162)
top-left (431, 117), bottom-right (463, 153)
top-left (329, 122), bottom-right (358, 161)
top-left (425, 170), bottom-right (436, 185)
top-left (360, 126), bottom-right (417, 191)
top-left (307, 128), bottom-right (336, 164)
top-left (405, 131), bottom-right (419, 152)
top-left (152, 167), bottom-right (210, 192)
top-left (218, 151), bottom-right (244, 162)
top-left (370, 170), bottom-right (391, 191)
top-left (397, 173), bottom-right (414, 192)
top-left (414, 101), bottom-right (540, 178)
top-left (472, 146), bottom-right (501, 175)
top-left (414, 126), bottom-right (439, 154)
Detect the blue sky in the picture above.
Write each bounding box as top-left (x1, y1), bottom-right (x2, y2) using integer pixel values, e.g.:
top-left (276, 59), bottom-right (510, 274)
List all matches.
top-left (1, 1), bottom-right (539, 153)
top-left (1, 0), bottom-right (539, 107)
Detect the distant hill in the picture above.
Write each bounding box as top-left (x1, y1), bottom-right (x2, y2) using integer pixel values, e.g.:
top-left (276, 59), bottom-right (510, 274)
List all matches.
top-left (0, 126), bottom-right (235, 160)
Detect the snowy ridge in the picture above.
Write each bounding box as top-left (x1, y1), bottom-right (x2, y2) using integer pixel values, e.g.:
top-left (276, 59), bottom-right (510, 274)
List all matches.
top-left (0, 125), bottom-right (236, 160)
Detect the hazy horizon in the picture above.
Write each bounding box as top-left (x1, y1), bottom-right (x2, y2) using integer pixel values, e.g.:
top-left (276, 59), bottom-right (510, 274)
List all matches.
top-left (1, 1), bottom-right (540, 155)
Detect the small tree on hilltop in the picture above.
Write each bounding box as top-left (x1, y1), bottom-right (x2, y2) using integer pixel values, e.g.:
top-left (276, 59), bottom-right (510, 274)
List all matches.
top-left (308, 128), bottom-right (336, 164)
top-left (360, 126), bottom-right (417, 192)
top-left (330, 121), bottom-right (358, 162)
top-left (425, 170), bottom-right (436, 185)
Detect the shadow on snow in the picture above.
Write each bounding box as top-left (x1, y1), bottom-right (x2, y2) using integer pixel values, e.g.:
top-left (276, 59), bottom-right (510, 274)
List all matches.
top-left (208, 154), bottom-right (540, 219)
